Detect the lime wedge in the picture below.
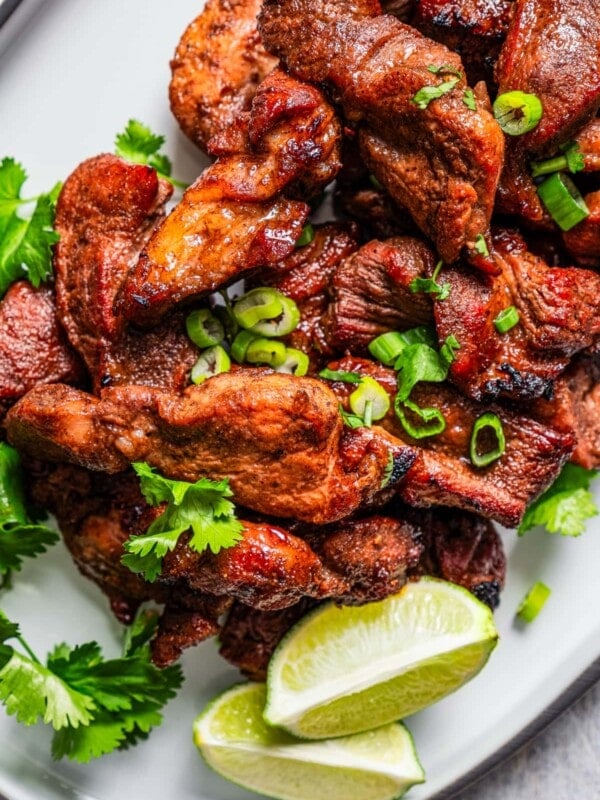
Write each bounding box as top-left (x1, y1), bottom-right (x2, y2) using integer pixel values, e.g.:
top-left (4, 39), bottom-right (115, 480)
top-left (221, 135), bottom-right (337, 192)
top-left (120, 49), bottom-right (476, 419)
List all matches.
top-left (193, 683), bottom-right (425, 800)
top-left (265, 577), bottom-right (498, 739)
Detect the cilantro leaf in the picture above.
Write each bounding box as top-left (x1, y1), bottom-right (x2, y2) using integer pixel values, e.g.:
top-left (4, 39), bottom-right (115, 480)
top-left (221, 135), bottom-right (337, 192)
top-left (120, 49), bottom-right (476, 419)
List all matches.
top-left (114, 120), bottom-right (185, 188)
top-left (0, 609), bottom-right (183, 762)
top-left (122, 464), bottom-right (245, 581)
top-left (318, 369), bottom-right (363, 384)
top-left (518, 463), bottom-right (599, 537)
top-left (0, 443), bottom-right (58, 585)
top-left (412, 78), bottom-right (460, 110)
top-left (339, 405), bottom-right (366, 429)
top-left (409, 260), bottom-right (450, 300)
top-left (0, 158), bottom-right (60, 296)
top-left (463, 89), bottom-right (476, 111)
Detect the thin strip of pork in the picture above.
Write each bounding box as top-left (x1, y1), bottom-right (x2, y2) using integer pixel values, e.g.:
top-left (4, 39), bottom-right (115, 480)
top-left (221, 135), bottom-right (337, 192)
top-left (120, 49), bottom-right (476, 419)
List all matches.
top-left (326, 356), bottom-right (574, 527)
top-left (259, 0), bottom-right (504, 263)
top-left (169, 0), bottom-right (277, 153)
top-left (6, 371), bottom-right (414, 524)
top-left (0, 281), bottom-right (84, 419)
top-left (123, 70), bottom-right (342, 325)
top-left (434, 230), bottom-right (600, 401)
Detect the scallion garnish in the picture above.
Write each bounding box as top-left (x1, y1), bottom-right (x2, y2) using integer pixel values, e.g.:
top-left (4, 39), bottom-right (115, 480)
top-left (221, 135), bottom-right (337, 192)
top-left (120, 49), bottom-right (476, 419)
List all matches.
top-left (536, 172), bottom-right (589, 231)
top-left (245, 337), bottom-right (287, 368)
top-left (190, 345), bottom-right (231, 384)
top-left (469, 412), bottom-right (505, 467)
top-left (462, 89), bottom-right (476, 111)
top-left (530, 141), bottom-right (585, 178)
top-left (493, 91), bottom-right (542, 136)
top-left (516, 581), bottom-right (551, 623)
top-left (275, 348), bottom-right (310, 377)
top-left (348, 377), bottom-right (390, 425)
top-left (233, 287), bottom-right (283, 330)
top-left (251, 294), bottom-right (300, 338)
top-left (295, 223), bottom-right (315, 247)
top-left (318, 369), bottom-right (362, 383)
top-left (369, 174), bottom-right (383, 190)
top-left (494, 306), bottom-right (520, 334)
top-left (186, 308), bottom-right (225, 349)
top-left (473, 234), bottom-right (489, 257)
top-left (412, 77), bottom-right (460, 110)
top-left (394, 397), bottom-right (446, 439)
top-left (369, 327), bottom-right (437, 366)
top-left (230, 329), bottom-right (259, 363)
top-left (409, 260), bottom-right (451, 300)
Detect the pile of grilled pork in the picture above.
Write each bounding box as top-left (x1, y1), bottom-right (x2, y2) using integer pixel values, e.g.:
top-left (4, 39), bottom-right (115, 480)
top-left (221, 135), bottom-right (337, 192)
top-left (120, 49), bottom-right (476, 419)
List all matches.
top-left (1, 0), bottom-right (599, 679)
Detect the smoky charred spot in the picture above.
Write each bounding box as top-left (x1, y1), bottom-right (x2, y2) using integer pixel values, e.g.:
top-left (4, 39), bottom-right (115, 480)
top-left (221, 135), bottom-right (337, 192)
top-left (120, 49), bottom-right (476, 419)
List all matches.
top-left (470, 579), bottom-right (502, 610)
top-left (483, 363), bottom-right (555, 402)
top-left (389, 450), bottom-right (418, 487)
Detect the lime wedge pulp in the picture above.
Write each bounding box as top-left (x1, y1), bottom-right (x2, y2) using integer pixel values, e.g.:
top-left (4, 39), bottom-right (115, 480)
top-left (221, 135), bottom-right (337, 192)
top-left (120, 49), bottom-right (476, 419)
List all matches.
top-left (265, 577), bottom-right (498, 739)
top-left (194, 683), bottom-right (425, 800)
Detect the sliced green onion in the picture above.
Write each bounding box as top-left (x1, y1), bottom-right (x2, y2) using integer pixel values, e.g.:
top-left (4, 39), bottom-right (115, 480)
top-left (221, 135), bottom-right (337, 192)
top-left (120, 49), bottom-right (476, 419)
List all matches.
top-left (394, 397), bottom-right (446, 439)
top-left (318, 368), bottom-right (362, 383)
top-left (537, 172), bottom-right (590, 231)
top-left (493, 91), bottom-right (542, 136)
top-left (295, 223), bottom-right (314, 247)
top-left (275, 348), bottom-right (310, 376)
top-left (369, 332), bottom-right (411, 366)
top-left (494, 306), bottom-right (520, 334)
top-left (190, 345), bottom-right (231, 384)
top-left (233, 288), bottom-right (283, 330)
top-left (349, 377), bottom-right (390, 425)
top-left (469, 412), bottom-right (506, 467)
top-left (186, 308), bottom-right (225, 348)
top-left (230, 329), bottom-right (259, 363)
top-left (530, 141), bottom-right (585, 178)
top-left (473, 234), bottom-right (489, 257)
top-left (517, 581), bottom-right (551, 623)
top-left (250, 295), bottom-right (301, 338)
top-left (245, 337), bottom-right (287, 368)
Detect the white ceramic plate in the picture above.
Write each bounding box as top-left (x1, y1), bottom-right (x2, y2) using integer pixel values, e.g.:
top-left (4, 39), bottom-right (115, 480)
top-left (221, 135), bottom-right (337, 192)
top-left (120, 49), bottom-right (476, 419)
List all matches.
top-left (1, 2), bottom-right (600, 798)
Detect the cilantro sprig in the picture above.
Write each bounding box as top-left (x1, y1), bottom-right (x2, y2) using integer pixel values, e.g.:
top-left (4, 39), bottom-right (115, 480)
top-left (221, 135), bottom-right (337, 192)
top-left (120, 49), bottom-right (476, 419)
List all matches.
top-left (0, 608), bottom-right (182, 762)
top-left (518, 463), bottom-right (599, 537)
top-left (0, 443), bottom-right (58, 589)
top-left (114, 120), bottom-right (187, 188)
top-left (409, 260), bottom-right (451, 300)
top-left (121, 463), bottom-right (245, 582)
top-left (0, 158), bottom-right (60, 297)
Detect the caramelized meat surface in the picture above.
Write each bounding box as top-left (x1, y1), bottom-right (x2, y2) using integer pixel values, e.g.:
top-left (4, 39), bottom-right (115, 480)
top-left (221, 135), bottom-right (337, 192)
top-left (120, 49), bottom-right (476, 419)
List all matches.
top-left (162, 522), bottom-right (348, 611)
top-left (327, 356), bottom-right (574, 526)
top-left (7, 372), bottom-right (414, 524)
top-left (259, 0), bottom-right (504, 262)
top-left (434, 230), bottom-right (600, 401)
top-left (124, 70), bottom-right (342, 324)
top-left (495, 0), bottom-right (600, 155)
top-left (411, 0), bottom-right (514, 84)
top-left (169, 0), bottom-right (277, 153)
top-left (323, 237), bottom-right (436, 354)
top-left (562, 192), bottom-right (600, 270)
top-left (0, 281), bottom-right (84, 419)
top-left (54, 154), bottom-right (173, 379)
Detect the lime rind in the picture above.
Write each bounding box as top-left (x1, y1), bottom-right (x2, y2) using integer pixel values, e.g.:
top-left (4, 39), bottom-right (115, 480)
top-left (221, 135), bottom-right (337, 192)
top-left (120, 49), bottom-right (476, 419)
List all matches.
top-left (194, 683), bottom-right (425, 800)
top-left (265, 578), bottom-right (498, 739)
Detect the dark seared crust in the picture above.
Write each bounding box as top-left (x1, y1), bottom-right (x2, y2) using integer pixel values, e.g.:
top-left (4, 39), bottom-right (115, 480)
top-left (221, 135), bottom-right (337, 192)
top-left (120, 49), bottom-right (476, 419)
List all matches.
top-left (0, 281), bottom-right (84, 418)
top-left (124, 70), bottom-right (342, 325)
top-left (433, 230), bottom-right (600, 402)
top-left (6, 372), bottom-right (413, 524)
top-left (169, 0), bottom-right (277, 153)
top-left (325, 355), bottom-right (574, 527)
top-left (259, 0), bottom-right (505, 262)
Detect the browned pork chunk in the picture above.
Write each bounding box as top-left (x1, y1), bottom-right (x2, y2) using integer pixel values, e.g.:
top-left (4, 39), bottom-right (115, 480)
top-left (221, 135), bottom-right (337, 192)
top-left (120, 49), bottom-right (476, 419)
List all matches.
top-left (124, 70), bottom-right (342, 324)
top-left (54, 154), bottom-right (173, 378)
top-left (562, 192), bottom-right (600, 270)
top-left (411, 0), bottom-right (514, 84)
top-left (0, 281), bottom-right (84, 419)
top-left (434, 230), bottom-right (600, 401)
top-left (169, 0), bottom-right (277, 153)
top-left (322, 237), bottom-right (436, 353)
top-left (6, 371), bottom-right (414, 524)
top-left (326, 356), bottom-right (574, 526)
top-left (259, 0), bottom-right (504, 263)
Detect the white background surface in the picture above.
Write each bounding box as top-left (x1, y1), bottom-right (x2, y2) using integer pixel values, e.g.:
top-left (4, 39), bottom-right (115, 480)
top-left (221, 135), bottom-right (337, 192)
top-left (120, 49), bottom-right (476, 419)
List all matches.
top-left (1, 2), bottom-right (600, 799)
